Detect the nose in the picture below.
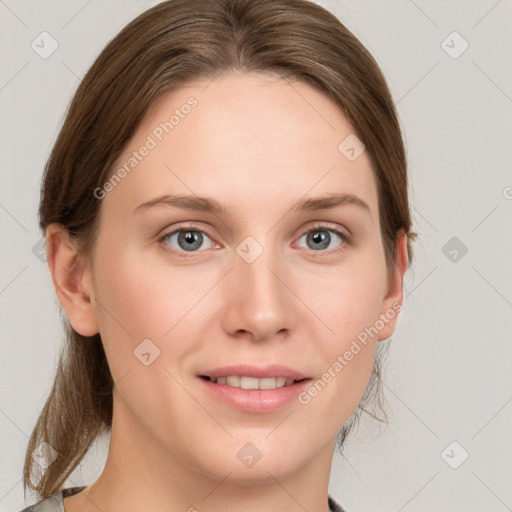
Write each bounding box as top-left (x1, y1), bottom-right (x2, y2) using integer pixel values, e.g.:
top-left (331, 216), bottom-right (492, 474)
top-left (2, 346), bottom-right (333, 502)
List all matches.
top-left (221, 242), bottom-right (295, 343)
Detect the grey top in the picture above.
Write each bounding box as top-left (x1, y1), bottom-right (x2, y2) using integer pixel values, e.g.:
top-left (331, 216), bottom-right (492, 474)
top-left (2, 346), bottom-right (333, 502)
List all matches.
top-left (18, 487), bottom-right (85, 512)
top-left (19, 486), bottom-right (345, 511)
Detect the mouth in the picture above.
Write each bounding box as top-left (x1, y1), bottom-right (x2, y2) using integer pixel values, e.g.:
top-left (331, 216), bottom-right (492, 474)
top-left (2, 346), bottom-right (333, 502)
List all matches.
top-left (197, 364), bottom-right (312, 412)
top-left (199, 375), bottom-right (309, 390)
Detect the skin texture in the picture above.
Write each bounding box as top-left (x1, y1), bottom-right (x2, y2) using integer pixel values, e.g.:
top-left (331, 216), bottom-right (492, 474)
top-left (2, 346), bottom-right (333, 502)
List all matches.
top-left (47, 71), bottom-right (408, 512)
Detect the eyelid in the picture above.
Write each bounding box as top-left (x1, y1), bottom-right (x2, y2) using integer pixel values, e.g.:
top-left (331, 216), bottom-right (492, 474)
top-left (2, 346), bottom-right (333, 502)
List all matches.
top-left (301, 221), bottom-right (352, 242)
top-left (157, 221), bottom-right (215, 241)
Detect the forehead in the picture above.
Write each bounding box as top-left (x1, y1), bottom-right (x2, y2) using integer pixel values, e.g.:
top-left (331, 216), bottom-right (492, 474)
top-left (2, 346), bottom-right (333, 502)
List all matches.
top-left (103, 71), bottom-right (379, 223)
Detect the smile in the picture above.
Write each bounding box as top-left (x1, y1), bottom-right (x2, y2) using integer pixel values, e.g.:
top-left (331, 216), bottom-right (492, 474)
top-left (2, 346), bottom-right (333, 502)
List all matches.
top-left (201, 375), bottom-right (304, 389)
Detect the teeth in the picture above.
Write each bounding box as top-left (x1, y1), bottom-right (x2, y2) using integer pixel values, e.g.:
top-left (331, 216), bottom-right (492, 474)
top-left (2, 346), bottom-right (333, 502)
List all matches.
top-left (209, 376), bottom-right (298, 389)
top-left (226, 375), bottom-right (240, 387)
top-left (241, 376), bottom-right (260, 389)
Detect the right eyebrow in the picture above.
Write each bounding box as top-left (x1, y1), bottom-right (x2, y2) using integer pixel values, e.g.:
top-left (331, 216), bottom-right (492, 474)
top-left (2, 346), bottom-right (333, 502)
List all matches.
top-left (133, 194), bottom-right (226, 215)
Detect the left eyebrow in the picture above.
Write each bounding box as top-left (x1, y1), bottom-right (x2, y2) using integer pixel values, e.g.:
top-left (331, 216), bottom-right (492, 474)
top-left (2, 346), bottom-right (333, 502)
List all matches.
top-left (290, 193), bottom-right (371, 215)
top-left (133, 192), bottom-right (371, 216)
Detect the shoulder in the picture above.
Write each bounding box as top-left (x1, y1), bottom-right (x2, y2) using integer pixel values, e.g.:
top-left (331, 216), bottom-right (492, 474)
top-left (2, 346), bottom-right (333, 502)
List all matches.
top-left (17, 487), bottom-right (86, 512)
top-left (17, 494), bottom-right (62, 512)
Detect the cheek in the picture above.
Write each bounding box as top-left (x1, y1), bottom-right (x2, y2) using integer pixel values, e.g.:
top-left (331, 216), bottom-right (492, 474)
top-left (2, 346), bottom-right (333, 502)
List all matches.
top-left (294, 272), bottom-right (381, 430)
top-left (92, 239), bottom-right (176, 332)
top-left (301, 253), bottom-right (387, 344)
top-left (90, 243), bottom-right (209, 373)
top-left (89, 242), bottom-right (162, 373)
top-left (293, 250), bottom-right (386, 412)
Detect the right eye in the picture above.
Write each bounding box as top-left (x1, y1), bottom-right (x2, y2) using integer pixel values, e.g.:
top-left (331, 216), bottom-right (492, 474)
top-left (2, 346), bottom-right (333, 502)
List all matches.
top-left (159, 225), bottom-right (218, 257)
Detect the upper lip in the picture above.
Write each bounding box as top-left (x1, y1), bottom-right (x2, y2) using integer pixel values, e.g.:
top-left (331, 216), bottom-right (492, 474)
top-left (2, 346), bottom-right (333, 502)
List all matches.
top-left (199, 364), bottom-right (309, 380)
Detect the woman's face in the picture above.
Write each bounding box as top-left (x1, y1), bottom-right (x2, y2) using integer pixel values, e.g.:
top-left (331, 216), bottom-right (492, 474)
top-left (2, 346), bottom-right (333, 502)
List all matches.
top-left (76, 71), bottom-right (406, 484)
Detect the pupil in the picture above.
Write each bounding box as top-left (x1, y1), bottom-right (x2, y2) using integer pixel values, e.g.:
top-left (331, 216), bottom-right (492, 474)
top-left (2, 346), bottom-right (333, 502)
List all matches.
top-left (179, 230), bottom-right (202, 251)
top-left (309, 230), bottom-right (329, 250)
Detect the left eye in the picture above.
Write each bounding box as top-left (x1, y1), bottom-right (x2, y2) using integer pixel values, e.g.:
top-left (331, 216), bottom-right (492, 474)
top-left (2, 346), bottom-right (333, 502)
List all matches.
top-left (295, 228), bottom-right (345, 252)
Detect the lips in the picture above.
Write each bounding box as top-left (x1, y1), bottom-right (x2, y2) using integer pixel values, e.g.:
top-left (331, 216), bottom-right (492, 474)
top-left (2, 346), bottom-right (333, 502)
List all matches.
top-left (198, 363), bottom-right (309, 381)
top-left (198, 370), bottom-right (312, 412)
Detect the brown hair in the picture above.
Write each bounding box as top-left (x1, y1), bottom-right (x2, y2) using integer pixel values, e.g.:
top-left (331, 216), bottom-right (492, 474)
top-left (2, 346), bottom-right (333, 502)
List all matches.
top-left (24, 0), bottom-right (417, 499)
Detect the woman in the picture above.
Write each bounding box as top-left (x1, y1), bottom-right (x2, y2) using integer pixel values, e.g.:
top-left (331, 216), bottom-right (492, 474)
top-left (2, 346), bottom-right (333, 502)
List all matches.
top-left (21, 0), bottom-right (416, 510)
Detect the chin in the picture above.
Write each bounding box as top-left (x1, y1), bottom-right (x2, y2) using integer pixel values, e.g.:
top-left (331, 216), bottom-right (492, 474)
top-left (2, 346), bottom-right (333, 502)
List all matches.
top-left (194, 440), bottom-right (313, 485)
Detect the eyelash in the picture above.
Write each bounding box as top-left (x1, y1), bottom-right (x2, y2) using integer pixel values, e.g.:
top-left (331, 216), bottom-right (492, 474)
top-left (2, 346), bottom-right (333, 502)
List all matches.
top-left (158, 222), bottom-right (351, 259)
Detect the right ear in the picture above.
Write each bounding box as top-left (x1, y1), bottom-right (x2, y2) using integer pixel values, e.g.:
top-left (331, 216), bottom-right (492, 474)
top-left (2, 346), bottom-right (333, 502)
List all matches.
top-left (45, 224), bottom-right (99, 337)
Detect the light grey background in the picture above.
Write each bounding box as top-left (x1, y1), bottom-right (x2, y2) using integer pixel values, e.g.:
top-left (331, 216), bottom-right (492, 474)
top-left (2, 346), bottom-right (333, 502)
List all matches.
top-left (1, 1), bottom-right (511, 511)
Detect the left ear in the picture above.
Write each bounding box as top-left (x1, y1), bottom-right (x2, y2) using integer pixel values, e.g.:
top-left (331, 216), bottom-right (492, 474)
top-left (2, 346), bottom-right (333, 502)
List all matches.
top-left (377, 229), bottom-right (409, 341)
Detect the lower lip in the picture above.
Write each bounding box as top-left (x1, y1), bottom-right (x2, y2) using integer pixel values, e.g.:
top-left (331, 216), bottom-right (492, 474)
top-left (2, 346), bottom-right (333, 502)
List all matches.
top-left (198, 377), bottom-right (312, 413)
